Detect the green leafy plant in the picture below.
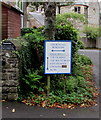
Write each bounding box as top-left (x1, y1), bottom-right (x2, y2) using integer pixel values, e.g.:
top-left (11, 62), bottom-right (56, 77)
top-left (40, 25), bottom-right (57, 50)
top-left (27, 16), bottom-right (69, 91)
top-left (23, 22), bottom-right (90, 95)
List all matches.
top-left (21, 28), bottom-right (35, 36)
top-left (21, 27), bottom-right (44, 36)
top-left (83, 26), bottom-right (99, 40)
top-left (55, 25), bottom-right (84, 55)
top-left (24, 70), bottom-right (42, 90)
top-left (73, 53), bottom-right (92, 66)
top-left (56, 12), bottom-right (88, 26)
top-left (16, 29), bottom-right (46, 95)
top-left (15, 26), bottom-right (97, 107)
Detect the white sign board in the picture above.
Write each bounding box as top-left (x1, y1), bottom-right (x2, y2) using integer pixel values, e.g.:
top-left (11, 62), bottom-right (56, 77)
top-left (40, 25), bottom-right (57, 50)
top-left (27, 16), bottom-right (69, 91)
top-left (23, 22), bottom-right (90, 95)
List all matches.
top-left (44, 40), bottom-right (72, 74)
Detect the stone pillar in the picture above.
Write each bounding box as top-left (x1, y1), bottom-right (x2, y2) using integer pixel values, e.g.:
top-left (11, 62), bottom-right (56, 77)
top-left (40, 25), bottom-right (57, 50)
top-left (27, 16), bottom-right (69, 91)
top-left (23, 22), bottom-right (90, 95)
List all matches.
top-left (1, 49), bottom-right (19, 100)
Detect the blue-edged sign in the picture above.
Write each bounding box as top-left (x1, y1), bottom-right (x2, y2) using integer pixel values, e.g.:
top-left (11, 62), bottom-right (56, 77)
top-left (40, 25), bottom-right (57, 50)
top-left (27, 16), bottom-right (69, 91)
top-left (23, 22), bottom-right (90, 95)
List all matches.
top-left (44, 40), bottom-right (72, 74)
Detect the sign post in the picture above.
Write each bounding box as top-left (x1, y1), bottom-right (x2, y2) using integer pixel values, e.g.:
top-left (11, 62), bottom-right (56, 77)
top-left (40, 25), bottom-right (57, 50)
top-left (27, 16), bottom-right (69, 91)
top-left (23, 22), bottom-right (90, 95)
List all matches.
top-left (44, 40), bottom-right (72, 95)
top-left (47, 75), bottom-right (50, 96)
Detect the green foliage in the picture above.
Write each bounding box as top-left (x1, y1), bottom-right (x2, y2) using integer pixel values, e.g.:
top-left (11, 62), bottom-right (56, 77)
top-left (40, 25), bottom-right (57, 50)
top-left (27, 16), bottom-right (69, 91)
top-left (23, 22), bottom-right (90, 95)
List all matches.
top-left (21, 28), bottom-right (35, 36)
top-left (21, 27), bottom-right (44, 36)
top-left (83, 26), bottom-right (99, 40)
top-left (23, 70), bottom-right (42, 91)
top-left (72, 53), bottom-right (92, 77)
top-left (17, 29), bottom-right (46, 94)
top-left (66, 76), bottom-right (78, 92)
top-left (56, 12), bottom-right (88, 26)
top-left (73, 53), bottom-right (92, 66)
top-left (20, 29), bottom-right (45, 71)
top-left (55, 25), bottom-right (84, 55)
top-left (55, 25), bottom-right (85, 75)
top-left (17, 26), bottom-right (95, 106)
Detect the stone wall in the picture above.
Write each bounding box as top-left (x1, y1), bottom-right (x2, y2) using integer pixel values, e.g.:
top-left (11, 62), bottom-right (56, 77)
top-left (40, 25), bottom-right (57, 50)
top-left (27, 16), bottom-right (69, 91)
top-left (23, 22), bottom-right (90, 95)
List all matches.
top-left (88, 1), bottom-right (100, 27)
top-left (81, 37), bottom-right (96, 48)
top-left (0, 49), bottom-right (19, 100)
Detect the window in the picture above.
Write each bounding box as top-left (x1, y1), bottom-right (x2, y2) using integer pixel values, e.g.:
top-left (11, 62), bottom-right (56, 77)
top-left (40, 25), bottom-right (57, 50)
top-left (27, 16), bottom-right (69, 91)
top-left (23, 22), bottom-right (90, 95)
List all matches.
top-left (74, 7), bottom-right (81, 14)
top-left (78, 7), bottom-right (81, 13)
top-left (74, 7), bottom-right (77, 12)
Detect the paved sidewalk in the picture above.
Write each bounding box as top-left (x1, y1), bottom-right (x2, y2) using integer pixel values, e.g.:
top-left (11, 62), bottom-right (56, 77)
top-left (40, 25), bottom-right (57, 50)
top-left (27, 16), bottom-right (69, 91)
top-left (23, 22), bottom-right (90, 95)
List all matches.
top-left (1, 49), bottom-right (100, 119)
top-left (1, 101), bottom-right (99, 118)
top-left (78, 49), bottom-right (100, 88)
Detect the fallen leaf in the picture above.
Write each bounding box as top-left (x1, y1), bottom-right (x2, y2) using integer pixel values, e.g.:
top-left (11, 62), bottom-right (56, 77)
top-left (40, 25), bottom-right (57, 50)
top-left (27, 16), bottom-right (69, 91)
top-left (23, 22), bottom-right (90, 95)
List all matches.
top-left (56, 105), bottom-right (62, 108)
top-left (94, 103), bottom-right (98, 106)
top-left (63, 113), bottom-right (66, 116)
top-left (71, 106), bottom-right (75, 109)
top-left (12, 108), bottom-right (16, 113)
top-left (80, 103), bottom-right (85, 107)
top-left (41, 101), bottom-right (46, 108)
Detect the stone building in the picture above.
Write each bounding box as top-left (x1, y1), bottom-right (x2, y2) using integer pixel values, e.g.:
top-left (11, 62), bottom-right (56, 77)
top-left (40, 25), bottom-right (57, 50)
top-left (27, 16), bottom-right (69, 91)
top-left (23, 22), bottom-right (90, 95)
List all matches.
top-left (58, 2), bottom-right (88, 17)
top-left (56, 0), bottom-right (100, 48)
top-left (88, 0), bottom-right (100, 27)
top-left (57, 0), bottom-right (100, 27)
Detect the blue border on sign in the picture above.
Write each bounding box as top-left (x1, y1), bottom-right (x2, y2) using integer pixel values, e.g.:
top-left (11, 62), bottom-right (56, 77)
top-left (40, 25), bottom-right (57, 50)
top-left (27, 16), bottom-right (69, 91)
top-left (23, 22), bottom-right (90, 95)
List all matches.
top-left (44, 40), bottom-right (72, 74)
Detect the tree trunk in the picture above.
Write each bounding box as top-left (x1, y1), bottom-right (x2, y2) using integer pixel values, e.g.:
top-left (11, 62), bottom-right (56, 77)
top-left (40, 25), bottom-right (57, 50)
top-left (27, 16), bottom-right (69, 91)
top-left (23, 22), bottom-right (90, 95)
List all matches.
top-left (23, 2), bottom-right (29, 28)
top-left (44, 2), bottom-right (56, 40)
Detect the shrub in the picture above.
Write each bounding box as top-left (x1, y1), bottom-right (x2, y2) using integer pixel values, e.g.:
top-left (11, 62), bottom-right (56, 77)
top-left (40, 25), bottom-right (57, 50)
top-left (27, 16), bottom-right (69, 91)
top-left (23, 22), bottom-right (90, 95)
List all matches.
top-left (17, 29), bottom-right (46, 94)
top-left (21, 27), bottom-right (44, 36)
top-left (21, 28), bottom-right (35, 36)
top-left (21, 63), bottom-right (94, 105)
top-left (72, 53), bottom-right (92, 76)
top-left (83, 26), bottom-right (99, 40)
top-left (73, 53), bottom-right (92, 66)
top-left (55, 25), bottom-right (84, 56)
top-left (56, 12), bottom-right (88, 26)
top-left (23, 70), bottom-right (42, 92)
top-left (55, 25), bottom-right (85, 74)
top-left (17, 26), bottom-right (95, 106)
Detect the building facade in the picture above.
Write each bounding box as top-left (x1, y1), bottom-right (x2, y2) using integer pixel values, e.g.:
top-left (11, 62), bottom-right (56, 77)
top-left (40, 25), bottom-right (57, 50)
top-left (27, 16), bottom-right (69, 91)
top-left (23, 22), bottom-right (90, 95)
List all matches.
top-left (58, 0), bottom-right (100, 27)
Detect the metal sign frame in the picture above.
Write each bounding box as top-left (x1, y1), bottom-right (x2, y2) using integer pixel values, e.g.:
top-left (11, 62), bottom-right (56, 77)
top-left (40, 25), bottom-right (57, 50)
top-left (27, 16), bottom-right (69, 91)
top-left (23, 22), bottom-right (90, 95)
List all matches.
top-left (44, 40), bottom-right (72, 74)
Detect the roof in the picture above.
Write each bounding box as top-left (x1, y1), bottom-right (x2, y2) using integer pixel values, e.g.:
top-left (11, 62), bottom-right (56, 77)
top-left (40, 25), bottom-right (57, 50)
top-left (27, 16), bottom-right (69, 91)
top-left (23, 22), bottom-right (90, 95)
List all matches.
top-left (74, 0), bottom-right (89, 6)
top-left (29, 12), bottom-right (45, 26)
top-left (74, 2), bottom-right (89, 6)
top-left (2, 2), bottom-right (23, 14)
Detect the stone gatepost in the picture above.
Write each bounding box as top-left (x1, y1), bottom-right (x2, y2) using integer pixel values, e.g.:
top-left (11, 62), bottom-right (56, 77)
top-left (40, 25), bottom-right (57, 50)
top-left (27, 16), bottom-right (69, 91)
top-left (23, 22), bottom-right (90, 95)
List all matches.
top-left (0, 41), bottom-right (19, 100)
